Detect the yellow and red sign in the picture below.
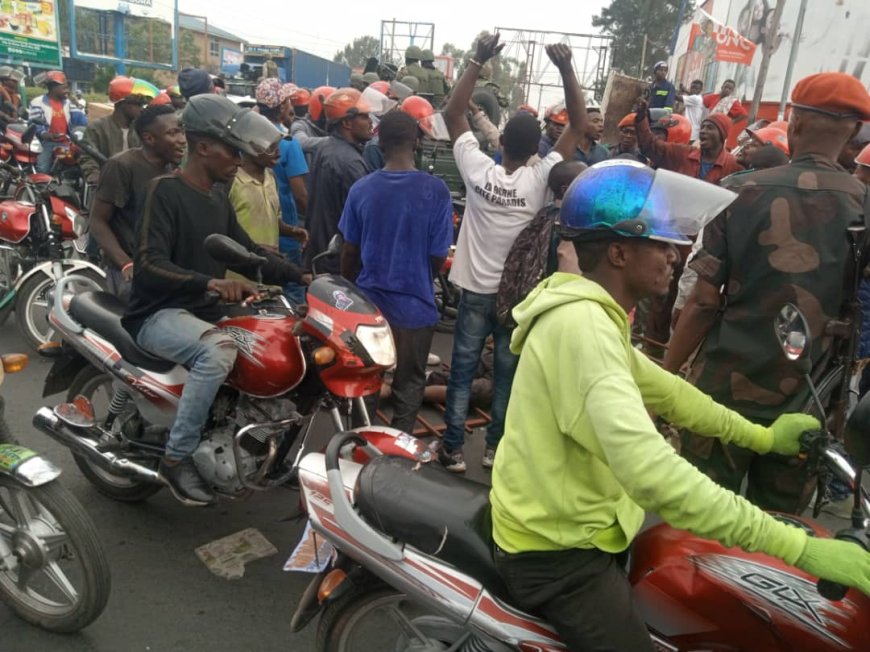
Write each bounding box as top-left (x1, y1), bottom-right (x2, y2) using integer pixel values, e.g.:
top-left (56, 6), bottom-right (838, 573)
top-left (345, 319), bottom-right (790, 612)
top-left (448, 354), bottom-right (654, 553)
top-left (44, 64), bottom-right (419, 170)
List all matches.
top-left (689, 11), bottom-right (757, 67)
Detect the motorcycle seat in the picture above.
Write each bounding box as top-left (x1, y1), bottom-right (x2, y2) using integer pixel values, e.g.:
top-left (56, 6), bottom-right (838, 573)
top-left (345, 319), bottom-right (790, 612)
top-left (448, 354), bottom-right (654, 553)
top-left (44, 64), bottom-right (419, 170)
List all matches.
top-left (355, 454), bottom-right (510, 601)
top-left (69, 291), bottom-right (175, 373)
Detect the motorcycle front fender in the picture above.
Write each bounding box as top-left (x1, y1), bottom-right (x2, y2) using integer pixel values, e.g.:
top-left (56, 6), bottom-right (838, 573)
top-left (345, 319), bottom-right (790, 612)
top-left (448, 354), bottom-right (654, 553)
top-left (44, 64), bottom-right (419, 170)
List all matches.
top-left (13, 258), bottom-right (105, 292)
top-left (0, 444), bottom-right (61, 488)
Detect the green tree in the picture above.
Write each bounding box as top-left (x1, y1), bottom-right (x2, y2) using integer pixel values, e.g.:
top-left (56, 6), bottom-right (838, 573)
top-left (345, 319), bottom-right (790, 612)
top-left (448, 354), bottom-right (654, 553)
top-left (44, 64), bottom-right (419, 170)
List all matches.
top-left (592, 0), bottom-right (693, 78)
top-left (333, 36), bottom-right (381, 69)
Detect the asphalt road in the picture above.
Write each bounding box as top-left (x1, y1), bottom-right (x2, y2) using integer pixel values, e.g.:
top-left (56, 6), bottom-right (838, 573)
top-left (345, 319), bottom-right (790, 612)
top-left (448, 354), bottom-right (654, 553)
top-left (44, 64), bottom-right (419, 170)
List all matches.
top-left (0, 326), bottom-right (484, 652)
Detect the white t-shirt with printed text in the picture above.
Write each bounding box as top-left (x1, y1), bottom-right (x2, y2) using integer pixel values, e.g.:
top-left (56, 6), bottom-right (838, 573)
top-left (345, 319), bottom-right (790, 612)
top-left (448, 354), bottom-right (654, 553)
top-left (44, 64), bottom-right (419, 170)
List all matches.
top-left (682, 94), bottom-right (707, 141)
top-left (449, 131), bottom-right (562, 294)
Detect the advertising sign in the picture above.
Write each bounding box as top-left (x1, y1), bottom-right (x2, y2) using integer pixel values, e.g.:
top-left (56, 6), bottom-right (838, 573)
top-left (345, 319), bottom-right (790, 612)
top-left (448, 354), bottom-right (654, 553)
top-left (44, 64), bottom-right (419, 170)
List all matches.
top-left (221, 47), bottom-right (242, 75)
top-left (0, 0), bottom-right (62, 66)
top-left (688, 10), bottom-right (757, 67)
top-left (74, 0), bottom-right (173, 23)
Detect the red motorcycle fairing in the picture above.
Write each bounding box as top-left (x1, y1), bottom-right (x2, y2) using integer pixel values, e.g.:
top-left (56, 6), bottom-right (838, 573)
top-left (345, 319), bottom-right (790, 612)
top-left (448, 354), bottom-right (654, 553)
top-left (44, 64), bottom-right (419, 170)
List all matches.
top-left (0, 201), bottom-right (37, 243)
top-left (630, 519), bottom-right (870, 651)
top-left (28, 173), bottom-right (53, 184)
top-left (49, 195), bottom-right (77, 240)
top-left (303, 275), bottom-right (391, 398)
top-left (347, 425), bottom-right (433, 464)
top-left (220, 313), bottom-right (306, 398)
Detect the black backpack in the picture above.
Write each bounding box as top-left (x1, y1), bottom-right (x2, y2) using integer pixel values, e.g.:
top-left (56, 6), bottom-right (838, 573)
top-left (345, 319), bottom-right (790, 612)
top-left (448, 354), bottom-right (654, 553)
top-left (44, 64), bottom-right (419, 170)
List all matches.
top-left (496, 205), bottom-right (559, 329)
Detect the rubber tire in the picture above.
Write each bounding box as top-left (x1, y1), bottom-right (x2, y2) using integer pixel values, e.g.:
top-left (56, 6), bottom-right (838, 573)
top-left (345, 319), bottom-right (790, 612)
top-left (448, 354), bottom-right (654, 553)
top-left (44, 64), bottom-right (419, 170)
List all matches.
top-left (68, 365), bottom-right (163, 503)
top-left (471, 87), bottom-right (501, 126)
top-left (316, 586), bottom-right (398, 652)
top-left (14, 267), bottom-right (104, 351)
top-left (0, 476), bottom-right (111, 632)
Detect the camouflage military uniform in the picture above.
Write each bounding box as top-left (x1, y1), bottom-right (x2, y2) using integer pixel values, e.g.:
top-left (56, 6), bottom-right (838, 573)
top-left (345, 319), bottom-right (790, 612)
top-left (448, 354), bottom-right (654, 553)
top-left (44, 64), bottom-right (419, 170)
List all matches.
top-left (681, 155), bottom-right (868, 513)
top-left (399, 62), bottom-right (429, 92)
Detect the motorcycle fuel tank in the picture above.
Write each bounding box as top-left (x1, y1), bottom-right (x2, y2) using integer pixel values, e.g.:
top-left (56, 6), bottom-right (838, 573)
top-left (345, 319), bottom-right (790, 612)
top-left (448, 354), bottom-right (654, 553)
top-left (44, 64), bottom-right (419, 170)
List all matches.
top-left (0, 201), bottom-right (36, 243)
top-left (629, 518), bottom-right (870, 651)
top-left (220, 313), bottom-right (306, 398)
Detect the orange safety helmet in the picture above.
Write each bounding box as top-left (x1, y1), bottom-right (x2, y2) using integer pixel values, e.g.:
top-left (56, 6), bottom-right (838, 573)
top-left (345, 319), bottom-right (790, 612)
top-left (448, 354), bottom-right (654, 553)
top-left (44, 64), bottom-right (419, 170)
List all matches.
top-left (655, 112), bottom-right (692, 144)
top-left (369, 81), bottom-right (391, 96)
top-left (309, 85), bottom-right (336, 122)
top-left (545, 103), bottom-right (568, 126)
top-left (747, 126), bottom-right (790, 155)
top-left (290, 87), bottom-right (311, 107)
top-left (768, 119), bottom-right (789, 132)
top-left (400, 95), bottom-right (434, 134)
top-left (323, 88), bottom-right (372, 123)
top-left (43, 70), bottom-right (67, 86)
top-left (856, 142), bottom-right (870, 168)
top-left (150, 90), bottom-right (173, 106)
top-left (516, 103), bottom-right (539, 118)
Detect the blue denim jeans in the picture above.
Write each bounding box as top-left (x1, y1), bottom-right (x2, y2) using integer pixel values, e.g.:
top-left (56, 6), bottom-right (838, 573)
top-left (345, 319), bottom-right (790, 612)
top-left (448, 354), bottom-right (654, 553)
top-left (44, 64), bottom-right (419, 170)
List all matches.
top-left (36, 141), bottom-right (58, 173)
top-left (136, 309), bottom-right (237, 459)
top-left (443, 290), bottom-right (518, 451)
top-left (282, 248), bottom-right (306, 305)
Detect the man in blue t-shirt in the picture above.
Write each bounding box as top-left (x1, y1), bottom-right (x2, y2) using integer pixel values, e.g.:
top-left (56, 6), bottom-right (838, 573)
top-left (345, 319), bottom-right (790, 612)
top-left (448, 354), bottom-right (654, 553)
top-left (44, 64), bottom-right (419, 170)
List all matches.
top-left (339, 111), bottom-right (453, 433)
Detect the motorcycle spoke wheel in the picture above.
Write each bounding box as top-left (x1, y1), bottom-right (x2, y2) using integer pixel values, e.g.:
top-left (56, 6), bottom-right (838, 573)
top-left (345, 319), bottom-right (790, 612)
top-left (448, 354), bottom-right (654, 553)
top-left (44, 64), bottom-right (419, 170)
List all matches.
top-left (319, 587), bottom-right (475, 652)
top-left (0, 477), bottom-right (110, 632)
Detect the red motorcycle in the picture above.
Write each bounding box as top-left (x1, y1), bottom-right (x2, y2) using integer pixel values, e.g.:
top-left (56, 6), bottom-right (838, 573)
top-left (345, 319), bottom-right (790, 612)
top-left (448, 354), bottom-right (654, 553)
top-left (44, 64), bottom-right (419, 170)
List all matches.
top-left (0, 122), bottom-right (41, 174)
top-left (0, 160), bottom-right (103, 349)
top-left (33, 235), bottom-right (431, 504)
top-left (290, 303), bottom-right (870, 651)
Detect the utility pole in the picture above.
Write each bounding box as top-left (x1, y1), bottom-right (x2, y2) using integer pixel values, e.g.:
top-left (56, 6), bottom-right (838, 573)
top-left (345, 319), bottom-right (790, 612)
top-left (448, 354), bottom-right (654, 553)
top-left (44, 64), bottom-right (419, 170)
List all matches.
top-left (639, 34), bottom-right (648, 77)
top-left (748, 0), bottom-right (787, 123)
top-left (777, 0), bottom-right (807, 119)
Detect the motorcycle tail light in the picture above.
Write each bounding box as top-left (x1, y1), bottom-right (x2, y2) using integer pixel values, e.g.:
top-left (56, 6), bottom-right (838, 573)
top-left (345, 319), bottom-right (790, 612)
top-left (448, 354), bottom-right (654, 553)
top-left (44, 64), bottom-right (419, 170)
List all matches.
top-left (1, 353), bottom-right (28, 374)
top-left (355, 324), bottom-right (396, 367)
top-left (317, 569), bottom-right (347, 603)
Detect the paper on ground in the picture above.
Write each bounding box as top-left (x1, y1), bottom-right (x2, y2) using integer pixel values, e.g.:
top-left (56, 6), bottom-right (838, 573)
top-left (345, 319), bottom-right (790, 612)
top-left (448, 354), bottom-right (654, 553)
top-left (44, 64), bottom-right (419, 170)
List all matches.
top-left (195, 527), bottom-right (278, 580)
top-left (284, 520), bottom-right (336, 573)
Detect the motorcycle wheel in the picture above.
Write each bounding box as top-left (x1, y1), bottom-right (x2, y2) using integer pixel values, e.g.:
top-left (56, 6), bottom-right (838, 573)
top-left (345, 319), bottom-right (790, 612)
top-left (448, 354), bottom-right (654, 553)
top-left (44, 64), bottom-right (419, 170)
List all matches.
top-left (0, 247), bottom-right (15, 326)
top-left (68, 366), bottom-right (162, 502)
top-left (0, 476), bottom-right (111, 632)
top-left (317, 586), bottom-right (480, 652)
top-left (14, 267), bottom-right (104, 351)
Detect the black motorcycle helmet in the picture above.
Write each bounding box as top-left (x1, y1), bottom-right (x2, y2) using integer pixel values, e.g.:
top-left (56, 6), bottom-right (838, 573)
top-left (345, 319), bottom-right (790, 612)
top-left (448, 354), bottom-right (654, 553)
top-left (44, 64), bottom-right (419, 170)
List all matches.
top-left (181, 94), bottom-right (281, 157)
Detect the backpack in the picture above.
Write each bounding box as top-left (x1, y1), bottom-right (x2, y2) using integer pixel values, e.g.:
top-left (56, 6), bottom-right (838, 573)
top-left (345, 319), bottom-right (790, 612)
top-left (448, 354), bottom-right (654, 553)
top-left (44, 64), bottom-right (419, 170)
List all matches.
top-left (496, 204), bottom-right (559, 329)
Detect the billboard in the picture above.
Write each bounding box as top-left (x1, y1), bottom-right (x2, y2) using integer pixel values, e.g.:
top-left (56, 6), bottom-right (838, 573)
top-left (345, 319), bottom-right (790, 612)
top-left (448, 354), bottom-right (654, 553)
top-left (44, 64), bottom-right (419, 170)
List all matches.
top-left (0, 0), bottom-right (62, 66)
top-left (221, 47), bottom-right (242, 75)
top-left (673, 0), bottom-right (870, 102)
top-left (74, 0), bottom-right (174, 23)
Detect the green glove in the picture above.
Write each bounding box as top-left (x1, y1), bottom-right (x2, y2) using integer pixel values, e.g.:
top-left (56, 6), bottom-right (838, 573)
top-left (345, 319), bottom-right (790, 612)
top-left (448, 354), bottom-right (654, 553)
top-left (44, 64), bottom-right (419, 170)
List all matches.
top-left (795, 537), bottom-right (870, 597)
top-left (766, 413), bottom-right (820, 456)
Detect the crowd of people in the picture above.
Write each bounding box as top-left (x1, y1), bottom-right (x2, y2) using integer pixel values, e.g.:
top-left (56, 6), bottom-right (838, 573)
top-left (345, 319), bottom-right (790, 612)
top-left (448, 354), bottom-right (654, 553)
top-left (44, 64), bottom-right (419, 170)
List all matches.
top-left (10, 32), bottom-right (870, 649)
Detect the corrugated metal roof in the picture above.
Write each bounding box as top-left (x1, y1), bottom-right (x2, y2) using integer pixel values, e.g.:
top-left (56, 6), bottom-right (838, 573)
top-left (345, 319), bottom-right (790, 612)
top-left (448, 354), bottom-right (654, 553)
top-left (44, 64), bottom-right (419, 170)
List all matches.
top-left (178, 15), bottom-right (246, 44)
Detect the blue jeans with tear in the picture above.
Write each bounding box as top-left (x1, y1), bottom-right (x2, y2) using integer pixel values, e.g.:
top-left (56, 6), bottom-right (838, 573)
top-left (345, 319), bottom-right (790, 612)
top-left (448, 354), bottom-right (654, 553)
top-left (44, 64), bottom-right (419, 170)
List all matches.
top-left (442, 290), bottom-right (518, 452)
top-left (136, 309), bottom-right (237, 459)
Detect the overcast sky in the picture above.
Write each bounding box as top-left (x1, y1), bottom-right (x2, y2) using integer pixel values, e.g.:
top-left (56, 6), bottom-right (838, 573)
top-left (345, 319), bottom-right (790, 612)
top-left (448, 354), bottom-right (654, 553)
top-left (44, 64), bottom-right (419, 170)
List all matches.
top-left (175, 1), bottom-right (610, 61)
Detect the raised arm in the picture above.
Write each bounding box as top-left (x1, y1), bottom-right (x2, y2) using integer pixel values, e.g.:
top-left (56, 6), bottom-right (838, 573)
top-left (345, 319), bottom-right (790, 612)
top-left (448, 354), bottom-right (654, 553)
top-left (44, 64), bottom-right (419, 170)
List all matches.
top-left (548, 44), bottom-right (587, 162)
top-left (445, 33), bottom-right (504, 142)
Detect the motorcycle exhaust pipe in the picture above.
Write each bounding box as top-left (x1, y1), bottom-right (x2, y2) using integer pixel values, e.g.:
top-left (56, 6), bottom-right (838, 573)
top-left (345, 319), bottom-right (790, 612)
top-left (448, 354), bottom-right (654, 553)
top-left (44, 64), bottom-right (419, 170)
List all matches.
top-left (32, 407), bottom-right (164, 485)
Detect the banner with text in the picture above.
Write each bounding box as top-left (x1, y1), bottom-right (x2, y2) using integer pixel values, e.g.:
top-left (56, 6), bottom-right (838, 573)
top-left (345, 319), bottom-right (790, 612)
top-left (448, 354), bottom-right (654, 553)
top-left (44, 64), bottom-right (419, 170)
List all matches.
top-left (688, 10), bottom-right (757, 67)
top-left (0, 0), bottom-right (62, 66)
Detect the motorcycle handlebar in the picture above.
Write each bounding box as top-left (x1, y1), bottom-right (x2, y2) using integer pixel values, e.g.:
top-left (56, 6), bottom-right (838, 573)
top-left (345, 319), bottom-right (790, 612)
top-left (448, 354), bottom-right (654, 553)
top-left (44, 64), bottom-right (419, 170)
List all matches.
top-left (324, 433), bottom-right (368, 473)
top-left (75, 138), bottom-right (107, 165)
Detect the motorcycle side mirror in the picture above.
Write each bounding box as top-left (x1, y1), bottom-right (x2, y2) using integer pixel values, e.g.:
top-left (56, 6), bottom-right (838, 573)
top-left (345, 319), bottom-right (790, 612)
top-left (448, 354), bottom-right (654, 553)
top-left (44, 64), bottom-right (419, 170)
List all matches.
top-left (326, 234), bottom-right (342, 256)
top-left (204, 234), bottom-right (267, 269)
top-left (73, 130), bottom-right (86, 143)
top-left (774, 303), bottom-right (811, 362)
top-left (21, 123), bottom-right (36, 144)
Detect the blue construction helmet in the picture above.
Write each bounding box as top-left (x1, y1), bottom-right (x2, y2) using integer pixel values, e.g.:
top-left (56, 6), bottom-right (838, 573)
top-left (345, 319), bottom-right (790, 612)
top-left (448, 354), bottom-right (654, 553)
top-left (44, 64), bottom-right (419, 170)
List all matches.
top-left (558, 160), bottom-right (737, 245)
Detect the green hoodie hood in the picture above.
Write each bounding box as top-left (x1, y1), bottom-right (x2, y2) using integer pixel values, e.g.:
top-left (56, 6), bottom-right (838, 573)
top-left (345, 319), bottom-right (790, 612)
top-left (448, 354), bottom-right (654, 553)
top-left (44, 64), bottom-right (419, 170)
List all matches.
top-left (510, 273), bottom-right (630, 355)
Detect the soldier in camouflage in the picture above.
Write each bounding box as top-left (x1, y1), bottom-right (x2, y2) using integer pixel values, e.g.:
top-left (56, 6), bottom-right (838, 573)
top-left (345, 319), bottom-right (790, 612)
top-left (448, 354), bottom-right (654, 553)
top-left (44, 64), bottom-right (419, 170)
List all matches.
top-left (664, 72), bottom-right (870, 514)
top-left (421, 49), bottom-right (449, 108)
top-left (398, 46), bottom-right (427, 91)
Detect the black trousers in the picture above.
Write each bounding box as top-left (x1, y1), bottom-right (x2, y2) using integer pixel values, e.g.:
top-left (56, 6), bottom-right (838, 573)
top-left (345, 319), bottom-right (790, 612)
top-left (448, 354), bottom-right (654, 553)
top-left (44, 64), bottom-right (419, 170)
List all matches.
top-left (493, 545), bottom-right (653, 652)
top-left (389, 325), bottom-right (435, 434)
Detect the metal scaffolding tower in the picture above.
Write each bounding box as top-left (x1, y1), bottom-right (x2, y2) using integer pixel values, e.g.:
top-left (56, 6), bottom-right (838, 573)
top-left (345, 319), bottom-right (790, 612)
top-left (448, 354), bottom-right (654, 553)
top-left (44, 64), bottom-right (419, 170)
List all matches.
top-left (380, 19), bottom-right (435, 68)
top-left (494, 27), bottom-right (614, 112)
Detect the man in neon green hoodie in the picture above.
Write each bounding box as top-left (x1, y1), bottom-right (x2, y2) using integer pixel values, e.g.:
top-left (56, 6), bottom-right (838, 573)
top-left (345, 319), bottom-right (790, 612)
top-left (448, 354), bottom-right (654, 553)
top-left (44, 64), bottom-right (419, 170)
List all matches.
top-left (490, 160), bottom-right (870, 651)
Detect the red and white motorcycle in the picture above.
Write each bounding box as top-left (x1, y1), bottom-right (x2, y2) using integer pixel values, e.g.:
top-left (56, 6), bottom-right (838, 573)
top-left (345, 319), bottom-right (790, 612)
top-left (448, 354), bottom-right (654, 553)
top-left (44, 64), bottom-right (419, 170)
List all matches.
top-left (291, 304), bottom-right (870, 651)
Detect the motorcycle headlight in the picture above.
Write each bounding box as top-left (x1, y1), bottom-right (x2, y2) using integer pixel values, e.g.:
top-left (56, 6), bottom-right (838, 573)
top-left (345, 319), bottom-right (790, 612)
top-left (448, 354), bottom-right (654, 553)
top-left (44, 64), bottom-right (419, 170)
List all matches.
top-left (64, 206), bottom-right (85, 236)
top-left (355, 324), bottom-right (396, 368)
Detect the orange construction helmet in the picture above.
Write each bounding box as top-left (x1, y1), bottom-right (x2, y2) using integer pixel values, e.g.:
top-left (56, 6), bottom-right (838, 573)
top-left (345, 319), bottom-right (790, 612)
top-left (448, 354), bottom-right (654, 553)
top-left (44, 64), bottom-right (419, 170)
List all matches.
top-left (290, 88), bottom-right (311, 107)
top-left (369, 81), bottom-right (391, 96)
top-left (856, 142), bottom-right (870, 168)
top-left (400, 95), bottom-right (434, 134)
top-left (150, 91), bottom-right (173, 106)
top-left (309, 85), bottom-right (336, 122)
top-left (323, 88), bottom-right (372, 123)
top-left (655, 112), bottom-right (692, 144)
top-left (747, 126), bottom-right (790, 155)
top-left (43, 70), bottom-right (67, 86)
top-left (516, 103), bottom-right (539, 118)
top-left (545, 103), bottom-right (568, 125)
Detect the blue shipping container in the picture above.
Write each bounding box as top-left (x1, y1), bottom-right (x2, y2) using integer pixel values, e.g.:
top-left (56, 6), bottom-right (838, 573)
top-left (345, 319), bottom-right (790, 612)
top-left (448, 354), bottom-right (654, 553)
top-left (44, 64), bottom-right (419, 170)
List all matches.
top-left (291, 49), bottom-right (350, 88)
